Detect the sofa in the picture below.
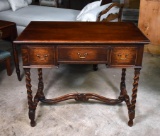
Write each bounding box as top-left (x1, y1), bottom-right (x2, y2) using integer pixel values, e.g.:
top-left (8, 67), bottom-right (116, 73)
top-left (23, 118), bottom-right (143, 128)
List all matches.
top-left (0, 0), bottom-right (123, 35)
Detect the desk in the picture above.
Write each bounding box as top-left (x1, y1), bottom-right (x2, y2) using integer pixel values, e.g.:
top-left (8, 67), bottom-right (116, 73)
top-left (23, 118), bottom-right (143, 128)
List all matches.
top-left (14, 22), bottom-right (149, 127)
top-left (0, 20), bottom-right (20, 81)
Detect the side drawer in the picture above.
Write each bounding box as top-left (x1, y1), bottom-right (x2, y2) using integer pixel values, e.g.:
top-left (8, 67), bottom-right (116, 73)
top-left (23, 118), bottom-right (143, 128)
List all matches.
top-left (57, 46), bottom-right (108, 64)
top-left (110, 46), bottom-right (138, 66)
top-left (22, 46), bottom-right (55, 67)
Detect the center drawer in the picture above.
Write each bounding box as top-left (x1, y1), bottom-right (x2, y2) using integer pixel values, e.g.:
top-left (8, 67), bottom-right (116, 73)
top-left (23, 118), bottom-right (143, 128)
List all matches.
top-left (57, 46), bottom-right (108, 64)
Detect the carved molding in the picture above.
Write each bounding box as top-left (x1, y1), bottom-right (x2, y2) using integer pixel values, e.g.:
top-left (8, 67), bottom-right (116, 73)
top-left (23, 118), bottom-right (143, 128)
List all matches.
top-left (40, 93), bottom-right (124, 105)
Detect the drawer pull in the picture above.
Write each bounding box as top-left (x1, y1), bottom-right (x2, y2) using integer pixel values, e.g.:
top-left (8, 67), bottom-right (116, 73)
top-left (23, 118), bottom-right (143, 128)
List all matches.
top-left (117, 54), bottom-right (128, 60)
top-left (37, 54), bottom-right (48, 61)
top-left (0, 30), bottom-right (2, 38)
top-left (77, 52), bottom-right (88, 59)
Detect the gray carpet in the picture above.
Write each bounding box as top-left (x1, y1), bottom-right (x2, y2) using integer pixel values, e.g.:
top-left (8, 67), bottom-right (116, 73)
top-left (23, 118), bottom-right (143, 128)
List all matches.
top-left (0, 41), bottom-right (160, 135)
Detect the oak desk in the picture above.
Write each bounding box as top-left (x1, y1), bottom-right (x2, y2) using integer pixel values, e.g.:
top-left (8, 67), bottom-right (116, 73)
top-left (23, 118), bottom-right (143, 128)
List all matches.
top-left (14, 22), bottom-right (149, 127)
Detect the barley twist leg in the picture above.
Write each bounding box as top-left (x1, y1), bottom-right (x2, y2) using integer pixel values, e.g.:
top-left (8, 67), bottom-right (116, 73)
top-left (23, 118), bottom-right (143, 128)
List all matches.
top-left (128, 68), bottom-right (141, 127)
top-left (119, 68), bottom-right (126, 100)
top-left (24, 68), bottom-right (36, 127)
top-left (119, 68), bottom-right (131, 111)
top-left (34, 68), bottom-right (45, 106)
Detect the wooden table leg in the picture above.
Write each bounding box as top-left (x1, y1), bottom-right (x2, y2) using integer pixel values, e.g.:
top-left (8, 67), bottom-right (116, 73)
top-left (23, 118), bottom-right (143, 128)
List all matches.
top-left (24, 68), bottom-right (36, 127)
top-left (13, 44), bottom-right (21, 81)
top-left (128, 68), bottom-right (141, 127)
top-left (24, 68), bottom-right (45, 127)
top-left (119, 68), bottom-right (126, 100)
top-left (35, 68), bottom-right (45, 102)
top-left (119, 68), bottom-right (130, 106)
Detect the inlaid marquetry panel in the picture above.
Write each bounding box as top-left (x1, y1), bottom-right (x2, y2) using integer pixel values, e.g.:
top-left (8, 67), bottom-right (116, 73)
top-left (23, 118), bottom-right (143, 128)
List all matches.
top-left (110, 47), bottom-right (138, 66)
top-left (29, 46), bottom-right (55, 65)
top-left (21, 46), bottom-right (55, 67)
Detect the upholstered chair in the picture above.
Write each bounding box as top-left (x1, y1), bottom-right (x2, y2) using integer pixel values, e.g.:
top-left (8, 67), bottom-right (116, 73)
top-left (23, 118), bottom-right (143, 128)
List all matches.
top-left (0, 50), bottom-right (12, 76)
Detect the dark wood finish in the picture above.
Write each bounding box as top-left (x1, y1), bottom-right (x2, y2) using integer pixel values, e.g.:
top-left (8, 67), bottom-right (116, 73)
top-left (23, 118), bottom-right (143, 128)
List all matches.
top-left (14, 22), bottom-right (149, 127)
top-left (5, 56), bottom-right (12, 76)
top-left (101, 0), bottom-right (112, 6)
top-left (95, 2), bottom-right (124, 71)
top-left (0, 20), bottom-right (20, 80)
top-left (58, 46), bottom-right (108, 64)
top-left (97, 2), bottom-right (124, 22)
top-left (41, 93), bottom-right (123, 104)
top-left (128, 68), bottom-right (141, 127)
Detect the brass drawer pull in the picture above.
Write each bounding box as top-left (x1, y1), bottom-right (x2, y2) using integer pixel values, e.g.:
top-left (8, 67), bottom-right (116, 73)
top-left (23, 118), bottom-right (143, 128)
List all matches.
top-left (117, 54), bottom-right (128, 60)
top-left (0, 30), bottom-right (2, 38)
top-left (37, 54), bottom-right (48, 61)
top-left (77, 52), bottom-right (88, 59)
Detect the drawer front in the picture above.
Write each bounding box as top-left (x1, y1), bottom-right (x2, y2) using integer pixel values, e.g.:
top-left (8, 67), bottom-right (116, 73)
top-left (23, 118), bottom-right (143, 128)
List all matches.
top-left (110, 47), bottom-right (138, 66)
top-left (22, 46), bottom-right (55, 67)
top-left (58, 46), bottom-right (108, 63)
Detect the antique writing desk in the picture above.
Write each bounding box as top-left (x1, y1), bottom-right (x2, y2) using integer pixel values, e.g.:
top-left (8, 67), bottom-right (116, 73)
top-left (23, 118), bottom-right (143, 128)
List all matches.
top-left (14, 22), bottom-right (149, 127)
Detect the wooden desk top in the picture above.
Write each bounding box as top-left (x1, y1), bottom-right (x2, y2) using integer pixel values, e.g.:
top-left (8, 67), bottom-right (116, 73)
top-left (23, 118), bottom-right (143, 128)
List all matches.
top-left (0, 20), bottom-right (15, 29)
top-left (15, 22), bottom-right (149, 44)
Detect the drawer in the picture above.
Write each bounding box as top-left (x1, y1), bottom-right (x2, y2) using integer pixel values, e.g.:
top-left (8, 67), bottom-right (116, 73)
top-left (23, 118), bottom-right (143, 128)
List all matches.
top-left (110, 47), bottom-right (138, 66)
top-left (58, 46), bottom-right (108, 64)
top-left (22, 46), bottom-right (55, 67)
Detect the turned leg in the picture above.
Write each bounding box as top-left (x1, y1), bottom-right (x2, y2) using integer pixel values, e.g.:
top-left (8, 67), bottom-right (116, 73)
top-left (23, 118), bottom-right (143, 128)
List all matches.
top-left (128, 68), bottom-right (141, 127)
top-left (119, 68), bottom-right (131, 109)
top-left (38, 68), bottom-right (45, 100)
top-left (93, 64), bottom-right (98, 71)
top-left (34, 68), bottom-right (45, 105)
top-left (119, 68), bottom-right (126, 100)
top-left (12, 44), bottom-right (21, 81)
top-left (24, 68), bottom-right (36, 127)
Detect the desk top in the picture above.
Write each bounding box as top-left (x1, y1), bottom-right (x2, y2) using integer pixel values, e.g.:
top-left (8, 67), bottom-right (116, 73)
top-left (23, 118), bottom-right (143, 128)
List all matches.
top-left (0, 20), bottom-right (15, 29)
top-left (15, 22), bottom-right (149, 44)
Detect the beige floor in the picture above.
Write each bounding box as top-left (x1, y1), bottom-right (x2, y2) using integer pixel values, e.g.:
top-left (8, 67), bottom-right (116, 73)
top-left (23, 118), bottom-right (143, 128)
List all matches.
top-left (0, 41), bottom-right (160, 136)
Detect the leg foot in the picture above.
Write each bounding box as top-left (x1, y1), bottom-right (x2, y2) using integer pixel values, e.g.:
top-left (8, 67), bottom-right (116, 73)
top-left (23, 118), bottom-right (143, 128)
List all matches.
top-left (30, 122), bottom-right (36, 127)
top-left (29, 109), bottom-right (36, 127)
top-left (128, 120), bottom-right (133, 127)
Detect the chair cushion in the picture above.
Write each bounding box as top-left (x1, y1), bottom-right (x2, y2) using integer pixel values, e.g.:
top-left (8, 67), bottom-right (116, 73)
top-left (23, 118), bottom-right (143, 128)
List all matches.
top-left (8, 0), bottom-right (28, 11)
top-left (0, 0), bottom-right (11, 12)
top-left (0, 50), bottom-right (11, 61)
